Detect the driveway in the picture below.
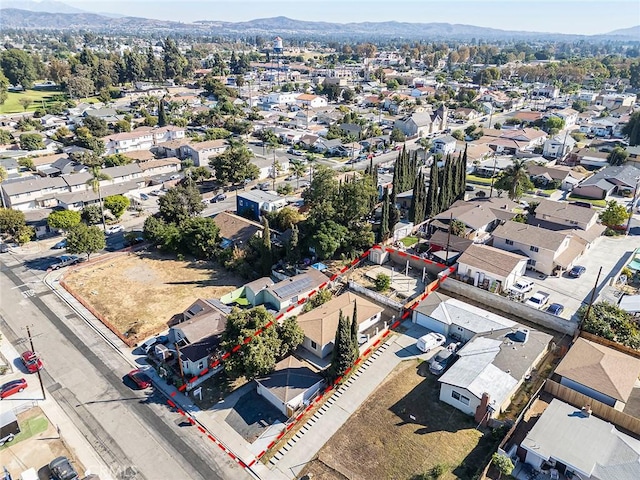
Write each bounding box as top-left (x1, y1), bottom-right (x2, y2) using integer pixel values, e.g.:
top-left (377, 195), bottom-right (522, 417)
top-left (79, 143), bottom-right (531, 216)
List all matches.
top-left (519, 234), bottom-right (639, 320)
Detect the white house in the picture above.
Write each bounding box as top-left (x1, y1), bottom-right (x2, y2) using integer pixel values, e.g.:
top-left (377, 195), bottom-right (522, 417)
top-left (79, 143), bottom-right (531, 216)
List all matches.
top-left (455, 244), bottom-right (528, 293)
top-left (103, 131), bottom-right (154, 155)
top-left (256, 356), bottom-right (324, 417)
top-left (432, 135), bottom-right (458, 156)
top-left (263, 92), bottom-right (299, 106)
top-left (542, 134), bottom-right (576, 159)
top-left (296, 93), bottom-right (328, 108)
top-left (180, 140), bottom-right (228, 167)
top-left (296, 292), bottom-right (384, 360)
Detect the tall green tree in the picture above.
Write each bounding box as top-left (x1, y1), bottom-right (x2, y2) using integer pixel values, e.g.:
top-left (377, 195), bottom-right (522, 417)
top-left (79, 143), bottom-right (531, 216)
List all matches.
top-left (47, 210), bottom-right (81, 232)
top-left (157, 184), bottom-right (204, 225)
top-left (409, 171), bottom-right (427, 224)
top-left (0, 71), bottom-right (8, 105)
top-left (328, 310), bottom-right (356, 381)
top-left (607, 146), bottom-right (629, 166)
top-left (103, 195), bottom-right (130, 219)
top-left (209, 140), bottom-right (259, 189)
top-left (181, 217), bottom-right (220, 259)
top-left (494, 159), bottom-right (534, 201)
top-left (1, 49), bottom-right (37, 88)
top-left (351, 301), bottom-right (359, 360)
top-left (426, 161), bottom-right (440, 218)
top-left (261, 217), bottom-right (273, 276)
top-left (158, 98), bottom-right (168, 127)
top-left (0, 208), bottom-right (26, 237)
top-left (623, 111), bottom-right (640, 146)
top-left (84, 158), bottom-right (111, 231)
top-left (276, 317), bottom-right (305, 358)
top-left (66, 224), bottom-right (106, 260)
top-left (599, 200), bottom-right (630, 228)
top-left (380, 188), bottom-right (390, 241)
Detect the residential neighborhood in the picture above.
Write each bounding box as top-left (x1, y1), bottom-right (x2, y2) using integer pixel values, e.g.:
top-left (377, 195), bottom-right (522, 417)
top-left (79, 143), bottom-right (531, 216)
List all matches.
top-left (1, 3), bottom-right (640, 480)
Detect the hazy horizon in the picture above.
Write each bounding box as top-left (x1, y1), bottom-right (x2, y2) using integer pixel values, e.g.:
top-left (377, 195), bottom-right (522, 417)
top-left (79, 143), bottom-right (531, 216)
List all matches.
top-left (27, 0), bottom-right (640, 35)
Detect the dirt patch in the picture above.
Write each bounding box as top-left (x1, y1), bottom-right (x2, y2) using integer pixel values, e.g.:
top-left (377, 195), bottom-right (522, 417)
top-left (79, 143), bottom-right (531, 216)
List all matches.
top-left (298, 360), bottom-right (497, 480)
top-left (2, 407), bottom-right (85, 479)
top-left (64, 251), bottom-right (244, 343)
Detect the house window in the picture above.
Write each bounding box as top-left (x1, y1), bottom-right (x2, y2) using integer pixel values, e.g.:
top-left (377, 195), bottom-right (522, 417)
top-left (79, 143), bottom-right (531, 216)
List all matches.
top-left (505, 239), bottom-right (514, 246)
top-left (310, 341), bottom-right (317, 349)
top-left (198, 361), bottom-right (204, 370)
top-left (451, 390), bottom-right (470, 406)
top-left (530, 246), bottom-right (539, 252)
top-left (528, 259), bottom-right (536, 267)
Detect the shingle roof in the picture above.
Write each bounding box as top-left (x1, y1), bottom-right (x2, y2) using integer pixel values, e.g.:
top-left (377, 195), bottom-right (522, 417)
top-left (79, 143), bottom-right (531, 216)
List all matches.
top-left (493, 220), bottom-right (568, 251)
top-left (212, 211), bottom-right (263, 245)
top-left (296, 292), bottom-right (384, 346)
top-left (555, 338), bottom-right (640, 402)
top-left (457, 244), bottom-right (528, 278)
top-left (1, 175), bottom-right (67, 196)
top-left (256, 356), bottom-right (323, 403)
top-left (175, 302), bottom-right (227, 344)
top-left (534, 199), bottom-right (597, 226)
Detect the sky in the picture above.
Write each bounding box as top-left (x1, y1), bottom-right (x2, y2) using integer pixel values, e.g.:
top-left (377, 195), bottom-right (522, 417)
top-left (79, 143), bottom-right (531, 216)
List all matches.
top-left (61, 0), bottom-right (639, 35)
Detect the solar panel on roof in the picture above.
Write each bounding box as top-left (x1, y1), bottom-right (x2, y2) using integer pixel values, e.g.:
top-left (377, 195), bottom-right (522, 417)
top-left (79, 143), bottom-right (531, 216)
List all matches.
top-left (272, 276), bottom-right (314, 299)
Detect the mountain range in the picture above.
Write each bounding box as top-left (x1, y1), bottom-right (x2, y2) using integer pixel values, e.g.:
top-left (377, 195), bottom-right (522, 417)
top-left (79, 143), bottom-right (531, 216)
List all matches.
top-left (1, 6), bottom-right (639, 41)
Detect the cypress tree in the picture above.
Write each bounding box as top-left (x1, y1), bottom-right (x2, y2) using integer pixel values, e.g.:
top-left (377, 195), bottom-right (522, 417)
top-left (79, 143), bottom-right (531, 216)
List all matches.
top-left (410, 171), bottom-right (427, 224)
top-left (329, 310), bottom-right (355, 381)
top-left (158, 99), bottom-right (167, 127)
top-left (380, 188), bottom-right (390, 241)
top-left (388, 190), bottom-right (399, 234)
top-left (351, 300), bottom-right (359, 359)
top-left (261, 217), bottom-right (272, 275)
top-left (438, 155), bottom-right (450, 211)
top-left (426, 161), bottom-right (440, 218)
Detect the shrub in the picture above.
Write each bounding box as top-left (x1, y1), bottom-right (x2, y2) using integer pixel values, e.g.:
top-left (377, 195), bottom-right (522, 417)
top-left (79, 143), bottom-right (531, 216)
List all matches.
top-left (375, 273), bottom-right (391, 292)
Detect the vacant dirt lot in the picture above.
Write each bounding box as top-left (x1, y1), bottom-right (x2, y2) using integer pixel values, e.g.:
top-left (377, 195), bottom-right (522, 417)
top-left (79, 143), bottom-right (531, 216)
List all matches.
top-left (298, 360), bottom-right (497, 480)
top-left (64, 251), bottom-right (244, 343)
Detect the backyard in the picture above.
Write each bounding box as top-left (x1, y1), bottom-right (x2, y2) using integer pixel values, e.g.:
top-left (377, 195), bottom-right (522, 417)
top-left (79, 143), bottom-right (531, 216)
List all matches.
top-left (298, 359), bottom-right (499, 480)
top-left (63, 251), bottom-right (244, 343)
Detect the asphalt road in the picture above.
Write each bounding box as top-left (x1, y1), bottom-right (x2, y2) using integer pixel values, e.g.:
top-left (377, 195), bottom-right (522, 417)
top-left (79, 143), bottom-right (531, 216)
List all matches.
top-left (0, 254), bottom-right (250, 480)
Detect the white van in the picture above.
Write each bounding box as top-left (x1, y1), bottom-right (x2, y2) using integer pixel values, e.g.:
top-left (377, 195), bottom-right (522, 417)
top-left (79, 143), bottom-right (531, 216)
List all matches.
top-left (416, 332), bottom-right (446, 353)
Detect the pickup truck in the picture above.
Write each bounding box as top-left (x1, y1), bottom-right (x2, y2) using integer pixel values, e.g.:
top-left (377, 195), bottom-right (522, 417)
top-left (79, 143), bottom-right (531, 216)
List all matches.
top-left (51, 255), bottom-right (81, 270)
top-left (525, 291), bottom-right (550, 309)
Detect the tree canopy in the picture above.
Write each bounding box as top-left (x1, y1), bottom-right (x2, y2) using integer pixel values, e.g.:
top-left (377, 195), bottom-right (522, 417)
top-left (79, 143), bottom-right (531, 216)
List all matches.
top-left (494, 159), bottom-right (533, 201)
top-left (66, 224), bottom-right (106, 259)
top-left (47, 210), bottom-right (81, 231)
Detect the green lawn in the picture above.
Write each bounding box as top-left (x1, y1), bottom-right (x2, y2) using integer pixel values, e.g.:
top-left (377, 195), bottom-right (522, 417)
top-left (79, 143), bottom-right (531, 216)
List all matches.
top-left (0, 89), bottom-right (99, 114)
top-left (0, 415), bottom-right (48, 449)
top-left (400, 235), bottom-right (419, 247)
top-left (466, 174), bottom-right (493, 185)
top-left (567, 194), bottom-right (608, 208)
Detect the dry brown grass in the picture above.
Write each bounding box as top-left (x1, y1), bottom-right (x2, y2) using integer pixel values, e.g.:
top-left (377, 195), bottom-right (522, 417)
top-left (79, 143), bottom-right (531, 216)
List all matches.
top-left (298, 360), bottom-right (497, 480)
top-left (64, 251), bottom-right (244, 342)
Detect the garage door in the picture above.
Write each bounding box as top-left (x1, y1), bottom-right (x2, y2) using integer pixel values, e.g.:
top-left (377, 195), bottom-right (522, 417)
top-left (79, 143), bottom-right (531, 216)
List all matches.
top-left (414, 312), bottom-right (447, 335)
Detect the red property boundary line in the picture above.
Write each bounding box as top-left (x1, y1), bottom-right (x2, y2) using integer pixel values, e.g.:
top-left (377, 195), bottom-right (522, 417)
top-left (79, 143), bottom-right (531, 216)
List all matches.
top-left (162, 244), bottom-right (456, 471)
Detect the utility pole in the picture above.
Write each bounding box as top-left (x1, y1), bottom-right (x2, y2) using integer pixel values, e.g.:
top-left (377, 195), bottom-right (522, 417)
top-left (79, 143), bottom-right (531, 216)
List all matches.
top-left (581, 266), bottom-right (602, 332)
top-left (488, 155), bottom-right (498, 198)
top-left (174, 342), bottom-right (185, 382)
top-left (624, 176), bottom-right (639, 236)
top-left (26, 325), bottom-right (46, 401)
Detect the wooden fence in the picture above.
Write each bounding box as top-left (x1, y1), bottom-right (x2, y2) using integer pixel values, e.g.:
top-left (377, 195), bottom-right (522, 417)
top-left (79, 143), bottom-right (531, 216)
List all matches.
top-left (544, 379), bottom-right (640, 435)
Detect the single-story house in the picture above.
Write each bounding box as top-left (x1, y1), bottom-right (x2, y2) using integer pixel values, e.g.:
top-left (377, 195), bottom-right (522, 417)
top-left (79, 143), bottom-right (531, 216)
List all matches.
top-left (212, 211), bottom-right (263, 249)
top-left (256, 355), bottom-right (324, 417)
top-left (247, 269), bottom-right (329, 312)
top-left (439, 324), bottom-right (551, 419)
top-left (552, 337), bottom-right (640, 411)
top-left (296, 292), bottom-right (384, 359)
top-left (520, 398), bottom-right (640, 479)
top-left (572, 164), bottom-right (640, 199)
top-left (456, 244), bottom-right (528, 292)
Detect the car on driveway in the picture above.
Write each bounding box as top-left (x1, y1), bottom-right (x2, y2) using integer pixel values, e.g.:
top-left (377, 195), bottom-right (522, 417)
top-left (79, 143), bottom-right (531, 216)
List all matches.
top-left (416, 332), bottom-right (446, 353)
top-left (49, 456), bottom-right (79, 480)
top-left (105, 225), bottom-right (125, 235)
top-left (52, 238), bottom-right (67, 249)
top-left (525, 291), bottom-right (550, 309)
top-left (139, 193), bottom-right (149, 201)
top-left (210, 193), bottom-right (227, 203)
top-left (139, 335), bottom-right (169, 355)
top-left (0, 379), bottom-right (28, 399)
top-left (127, 369), bottom-right (152, 389)
top-left (547, 303), bottom-right (565, 316)
top-left (568, 265), bottom-right (586, 278)
top-left (429, 349), bottom-right (456, 375)
top-left (509, 279), bottom-right (534, 295)
top-left (51, 255), bottom-right (81, 270)
top-left (0, 243), bottom-right (10, 253)
top-left (20, 351), bottom-right (42, 373)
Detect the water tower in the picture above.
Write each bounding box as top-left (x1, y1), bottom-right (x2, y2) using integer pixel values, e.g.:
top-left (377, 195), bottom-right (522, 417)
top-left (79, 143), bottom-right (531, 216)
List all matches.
top-left (273, 36), bottom-right (284, 85)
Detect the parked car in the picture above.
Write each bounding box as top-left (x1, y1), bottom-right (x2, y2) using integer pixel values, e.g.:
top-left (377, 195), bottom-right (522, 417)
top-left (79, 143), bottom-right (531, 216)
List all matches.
top-left (416, 332), bottom-right (446, 353)
top-left (52, 239), bottom-right (67, 249)
top-left (465, 185), bottom-right (476, 191)
top-left (20, 351), bottom-right (42, 373)
top-left (0, 378), bottom-right (28, 399)
top-left (169, 174), bottom-right (181, 180)
top-left (139, 335), bottom-right (169, 355)
top-left (525, 291), bottom-right (551, 309)
top-left (429, 349), bottom-right (456, 375)
top-left (259, 182), bottom-right (271, 191)
top-left (568, 265), bottom-right (586, 278)
top-left (509, 279), bottom-right (535, 295)
top-left (547, 303), bottom-right (565, 316)
top-left (105, 225), bottom-right (125, 235)
top-left (139, 193), bottom-right (149, 201)
top-left (49, 456), bottom-right (79, 480)
top-left (0, 243), bottom-right (9, 253)
top-left (127, 369), bottom-right (152, 390)
top-left (0, 410), bottom-right (20, 446)
top-left (51, 255), bottom-right (81, 270)
top-left (210, 193), bottom-right (227, 203)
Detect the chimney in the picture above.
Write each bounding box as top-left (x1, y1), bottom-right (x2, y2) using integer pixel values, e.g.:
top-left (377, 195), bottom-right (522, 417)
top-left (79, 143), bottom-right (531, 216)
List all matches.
top-left (475, 392), bottom-right (492, 426)
top-left (581, 405), bottom-right (592, 418)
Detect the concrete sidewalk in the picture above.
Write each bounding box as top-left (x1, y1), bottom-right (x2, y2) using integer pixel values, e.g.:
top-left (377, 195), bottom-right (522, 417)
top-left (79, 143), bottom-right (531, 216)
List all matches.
top-left (0, 333), bottom-right (115, 480)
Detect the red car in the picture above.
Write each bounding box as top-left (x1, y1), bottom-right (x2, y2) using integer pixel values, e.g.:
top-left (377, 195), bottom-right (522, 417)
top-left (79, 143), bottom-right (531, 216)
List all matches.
top-left (21, 351), bottom-right (43, 373)
top-left (1, 378), bottom-right (28, 399)
top-left (127, 369), bottom-right (151, 389)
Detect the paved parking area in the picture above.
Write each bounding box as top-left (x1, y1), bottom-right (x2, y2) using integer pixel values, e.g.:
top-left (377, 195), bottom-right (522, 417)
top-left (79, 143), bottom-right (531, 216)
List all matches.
top-left (224, 387), bottom-right (286, 443)
top-left (518, 233), bottom-right (639, 320)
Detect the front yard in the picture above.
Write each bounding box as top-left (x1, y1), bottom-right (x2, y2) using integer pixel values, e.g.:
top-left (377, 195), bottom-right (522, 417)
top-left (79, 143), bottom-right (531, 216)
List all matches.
top-left (298, 359), bottom-right (499, 480)
top-left (63, 250), bottom-right (244, 343)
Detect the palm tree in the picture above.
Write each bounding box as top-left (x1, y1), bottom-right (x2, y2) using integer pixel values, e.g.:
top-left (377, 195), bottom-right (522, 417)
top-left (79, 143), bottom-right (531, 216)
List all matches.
top-left (289, 160), bottom-right (307, 190)
top-left (85, 162), bottom-right (111, 231)
top-left (494, 158), bottom-right (533, 201)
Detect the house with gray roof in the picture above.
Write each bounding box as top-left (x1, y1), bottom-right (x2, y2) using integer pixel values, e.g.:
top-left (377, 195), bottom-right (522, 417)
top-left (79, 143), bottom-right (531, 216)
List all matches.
top-left (1, 175), bottom-right (68, 210)
top-left (245, 269), bottom-right (328, 312)
top-left (572, 164), bottom-right (640, 199)
top-left (256, 355), bottom-right (324, 417)
top-left (431, 200), bottom-right (512, 243)
top-left (520, 398), bottom-right (640, 480)
top-left (456, 244), bottom-right (528, 293)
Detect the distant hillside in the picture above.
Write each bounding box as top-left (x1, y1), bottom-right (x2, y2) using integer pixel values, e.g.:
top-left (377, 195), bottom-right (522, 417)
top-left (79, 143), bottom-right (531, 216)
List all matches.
top-left (1, 9), bottom-right (638, 42)
top-left (2, 0), bottom-right (85, 14)
top-left (604, 25), bottom-right (640, 39)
